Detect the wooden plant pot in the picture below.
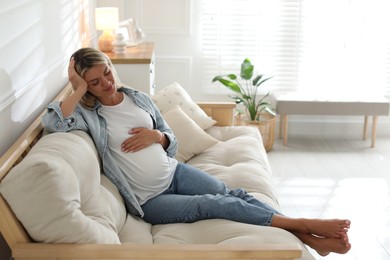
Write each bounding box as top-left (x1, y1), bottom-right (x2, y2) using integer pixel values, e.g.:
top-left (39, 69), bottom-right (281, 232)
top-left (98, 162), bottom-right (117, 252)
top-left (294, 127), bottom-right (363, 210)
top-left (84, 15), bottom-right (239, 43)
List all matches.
top-left (245, 113), bottom-right (276, 152)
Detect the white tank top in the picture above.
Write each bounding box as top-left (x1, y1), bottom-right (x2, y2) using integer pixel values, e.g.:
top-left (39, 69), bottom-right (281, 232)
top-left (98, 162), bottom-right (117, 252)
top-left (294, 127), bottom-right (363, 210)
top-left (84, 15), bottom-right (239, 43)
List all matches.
top-left (100, 94), bottom-right (177, 205)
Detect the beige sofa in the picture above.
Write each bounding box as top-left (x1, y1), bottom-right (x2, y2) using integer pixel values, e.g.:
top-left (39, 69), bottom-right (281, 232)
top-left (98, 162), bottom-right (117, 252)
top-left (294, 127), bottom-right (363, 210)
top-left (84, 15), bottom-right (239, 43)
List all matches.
top-left (0, 83), bottom-right (314, 259)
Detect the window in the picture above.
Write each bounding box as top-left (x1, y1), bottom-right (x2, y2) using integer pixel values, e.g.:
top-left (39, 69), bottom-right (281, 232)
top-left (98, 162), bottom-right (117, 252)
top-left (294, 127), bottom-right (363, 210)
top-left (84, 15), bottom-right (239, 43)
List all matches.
top-left (201, 0), bottom-right (390, 97)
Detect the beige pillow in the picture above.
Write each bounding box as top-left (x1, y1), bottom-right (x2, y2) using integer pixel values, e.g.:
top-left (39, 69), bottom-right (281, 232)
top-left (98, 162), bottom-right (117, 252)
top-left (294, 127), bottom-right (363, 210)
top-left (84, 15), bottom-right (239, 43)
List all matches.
top-left (0, 131), bottom-right (125, 244)
top-left (152, 82), bottom-right (216, 130)
top-left (163, 106), bottom-right (218, 162)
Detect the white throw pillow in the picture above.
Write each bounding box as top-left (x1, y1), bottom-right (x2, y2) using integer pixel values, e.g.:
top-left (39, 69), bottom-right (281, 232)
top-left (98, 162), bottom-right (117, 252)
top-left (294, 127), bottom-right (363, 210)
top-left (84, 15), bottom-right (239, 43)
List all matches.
top-left (152, 82), bottom-right (216, 130)
top-left (163, 106), bottom-right (218, 162)
top-left (0, 131), bottom-right (125, 244)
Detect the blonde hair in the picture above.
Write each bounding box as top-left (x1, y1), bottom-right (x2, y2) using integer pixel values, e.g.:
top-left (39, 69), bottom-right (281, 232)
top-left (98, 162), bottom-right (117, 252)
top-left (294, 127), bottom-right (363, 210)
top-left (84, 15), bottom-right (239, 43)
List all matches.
top-left (71, 47), bottom-right (121, 109)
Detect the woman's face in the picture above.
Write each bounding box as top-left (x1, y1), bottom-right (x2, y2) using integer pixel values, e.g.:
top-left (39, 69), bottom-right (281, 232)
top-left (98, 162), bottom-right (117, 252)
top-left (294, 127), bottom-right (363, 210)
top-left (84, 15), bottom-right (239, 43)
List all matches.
top-left (83, 63), bottom-right (116, 98)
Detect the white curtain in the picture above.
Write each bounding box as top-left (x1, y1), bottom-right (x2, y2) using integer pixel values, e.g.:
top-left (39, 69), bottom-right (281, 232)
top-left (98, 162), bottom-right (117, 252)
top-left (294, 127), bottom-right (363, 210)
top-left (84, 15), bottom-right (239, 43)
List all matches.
top-left (201, 0), bottom-right (390, 97)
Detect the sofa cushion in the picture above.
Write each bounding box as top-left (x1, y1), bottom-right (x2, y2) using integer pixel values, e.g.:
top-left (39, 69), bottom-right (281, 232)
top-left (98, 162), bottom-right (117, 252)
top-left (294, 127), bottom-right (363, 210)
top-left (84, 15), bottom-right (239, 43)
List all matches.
top-left (0, 131), bottom-right (126, 244)
top-left (187, 126), bottom-right (279, 210)
top-left (152, 82), bottom-right (216, 130)
top-left (152, 219), bottom-right (296, 244)
top-left (152, 219), bottom-right (314, 259)
top-left (119, 214), bottom-right (153, 243)
top-left (163, 105), bottom-right (218, 162)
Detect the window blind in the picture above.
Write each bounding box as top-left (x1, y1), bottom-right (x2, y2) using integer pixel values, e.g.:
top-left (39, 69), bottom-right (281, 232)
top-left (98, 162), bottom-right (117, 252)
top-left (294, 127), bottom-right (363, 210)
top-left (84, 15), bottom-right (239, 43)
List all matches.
top-left (201, 0), bottom-right (390, 97)
top-left (296, 0), bottom-right (390, 96)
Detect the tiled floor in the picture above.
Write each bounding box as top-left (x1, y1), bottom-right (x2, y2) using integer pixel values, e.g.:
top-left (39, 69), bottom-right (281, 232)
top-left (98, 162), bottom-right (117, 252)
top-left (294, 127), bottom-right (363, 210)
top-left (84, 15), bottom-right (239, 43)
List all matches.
top-left (267, 135), bottom-right (390, 260)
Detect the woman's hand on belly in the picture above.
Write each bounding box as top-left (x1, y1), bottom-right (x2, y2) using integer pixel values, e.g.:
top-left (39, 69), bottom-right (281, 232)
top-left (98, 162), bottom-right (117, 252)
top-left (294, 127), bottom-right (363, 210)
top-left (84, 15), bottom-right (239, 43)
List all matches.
top-left (121, 127), bottom-right (162, 153)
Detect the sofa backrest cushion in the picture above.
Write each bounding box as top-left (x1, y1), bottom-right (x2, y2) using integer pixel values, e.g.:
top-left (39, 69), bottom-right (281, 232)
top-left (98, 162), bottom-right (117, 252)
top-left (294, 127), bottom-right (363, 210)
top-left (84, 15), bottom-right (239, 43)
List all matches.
top-left (0, 131), bottom-right (126, 244)
top-left (163, 105), bottom-right (218, 162)
top-left (152, 82), bottom-right (217, 130)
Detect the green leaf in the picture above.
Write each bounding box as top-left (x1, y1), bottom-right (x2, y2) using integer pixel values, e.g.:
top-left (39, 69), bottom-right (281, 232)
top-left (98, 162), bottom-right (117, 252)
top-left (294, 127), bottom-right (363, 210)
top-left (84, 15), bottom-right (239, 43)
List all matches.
top-left (240, 58), bottom-right (253, 80)
top-left (255, 76), bottom-right (272, 87)
top-left (212, 74), bottom-right (237, 82)
top-left (263, 106), bottom-right (276, 116)
top-left (260, 91), bottom-right (271, 101)
top-left (211, 75), bottom-right (223, 82)
top-left (247, 105), bottom-right (257, 120)
top-left (228, 95), bottom-right (244, 104)
top-left (226, 74), bottom-right (237, 80)
top-left (241, 93), bottom-right (252, 101)
top-left (214, 78), bottom-right (241, 93)
top-left (252, 74), bottom-right (263, 86)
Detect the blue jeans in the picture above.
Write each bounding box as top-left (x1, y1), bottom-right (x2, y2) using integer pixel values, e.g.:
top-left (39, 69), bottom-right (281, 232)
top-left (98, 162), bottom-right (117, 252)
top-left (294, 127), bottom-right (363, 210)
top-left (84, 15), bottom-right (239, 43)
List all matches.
top-left (141, 163), bottom-right (278, 226)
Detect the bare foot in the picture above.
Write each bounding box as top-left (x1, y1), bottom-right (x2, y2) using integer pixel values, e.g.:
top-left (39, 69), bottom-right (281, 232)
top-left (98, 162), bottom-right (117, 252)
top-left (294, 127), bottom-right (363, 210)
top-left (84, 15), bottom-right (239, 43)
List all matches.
top-left (271, 215), bottom-right (351, 238)
top-left (301, 218), bottom-right (351, 238)
top-left (295, 232), bottom-right (351, 256)
top-left (313, 233), bottom-right (351, 256)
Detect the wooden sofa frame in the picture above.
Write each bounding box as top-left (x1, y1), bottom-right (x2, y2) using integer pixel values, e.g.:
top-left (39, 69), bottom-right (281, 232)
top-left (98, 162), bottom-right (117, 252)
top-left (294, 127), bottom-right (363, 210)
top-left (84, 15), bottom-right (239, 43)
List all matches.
top-left (0, 84), bottom-right (302, 260)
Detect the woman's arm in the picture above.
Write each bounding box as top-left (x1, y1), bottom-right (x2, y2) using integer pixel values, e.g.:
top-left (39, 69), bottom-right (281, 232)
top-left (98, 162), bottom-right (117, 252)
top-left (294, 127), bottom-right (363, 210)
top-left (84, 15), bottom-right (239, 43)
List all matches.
top-left (121, 127), bottom-right (168, 153)
top-left (158, 131), bottom-right (169, 150)
top-left (61, 58), bottom-right (88, 117)
top-left (42, 58), bottom-right (89, 133)
top-left (150, 99), bottom-right (178, 157)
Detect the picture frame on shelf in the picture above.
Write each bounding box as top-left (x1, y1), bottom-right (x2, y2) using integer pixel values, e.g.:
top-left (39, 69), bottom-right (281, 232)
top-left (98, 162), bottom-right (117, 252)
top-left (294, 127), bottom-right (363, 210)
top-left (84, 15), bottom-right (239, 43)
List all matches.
top-left (117, 19), bottom-right (145, 47)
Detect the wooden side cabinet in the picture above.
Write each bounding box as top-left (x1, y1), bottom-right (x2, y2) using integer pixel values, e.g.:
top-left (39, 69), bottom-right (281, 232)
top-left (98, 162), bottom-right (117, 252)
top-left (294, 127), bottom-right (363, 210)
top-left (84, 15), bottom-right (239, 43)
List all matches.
top-left (197, 102), bottom-right (236, 126)
top-left (105, 42), bottom-right (155, 95)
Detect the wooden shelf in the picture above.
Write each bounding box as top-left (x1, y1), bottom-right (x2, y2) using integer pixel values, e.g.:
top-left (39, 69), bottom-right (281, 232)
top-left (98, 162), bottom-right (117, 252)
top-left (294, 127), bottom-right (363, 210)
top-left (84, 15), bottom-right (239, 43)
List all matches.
top-left (104, 42), bottom-right (155, 94)
top-left (105, 42), bottom-right (155, 64)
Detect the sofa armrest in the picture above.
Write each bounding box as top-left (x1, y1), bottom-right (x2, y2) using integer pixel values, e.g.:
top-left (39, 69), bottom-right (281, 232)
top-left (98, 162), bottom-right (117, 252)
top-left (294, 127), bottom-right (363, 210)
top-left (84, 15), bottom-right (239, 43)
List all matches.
top-left (0, 83), bottom-right (74, 250)
top-left (13, 242), bottom-right (302, 260)
top-left (197, 102), bottom-right (236, 126)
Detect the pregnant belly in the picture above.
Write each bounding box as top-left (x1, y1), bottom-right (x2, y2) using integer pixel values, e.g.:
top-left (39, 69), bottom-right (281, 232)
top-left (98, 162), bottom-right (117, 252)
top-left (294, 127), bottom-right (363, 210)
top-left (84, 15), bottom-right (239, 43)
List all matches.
top-left (112, 143), bottom-right (174, 187)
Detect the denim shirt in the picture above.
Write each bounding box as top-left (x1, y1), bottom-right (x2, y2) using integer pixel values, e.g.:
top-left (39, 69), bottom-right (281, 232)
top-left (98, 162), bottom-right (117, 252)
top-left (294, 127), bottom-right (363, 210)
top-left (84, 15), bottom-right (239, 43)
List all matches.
top-left (42, 87), bottom-right (178, 217)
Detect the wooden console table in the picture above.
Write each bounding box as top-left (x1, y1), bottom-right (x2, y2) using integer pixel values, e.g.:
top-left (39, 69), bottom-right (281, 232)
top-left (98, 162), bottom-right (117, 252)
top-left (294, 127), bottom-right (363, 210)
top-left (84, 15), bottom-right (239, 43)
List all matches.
top-left (275, 92), bottom-right (390, 147)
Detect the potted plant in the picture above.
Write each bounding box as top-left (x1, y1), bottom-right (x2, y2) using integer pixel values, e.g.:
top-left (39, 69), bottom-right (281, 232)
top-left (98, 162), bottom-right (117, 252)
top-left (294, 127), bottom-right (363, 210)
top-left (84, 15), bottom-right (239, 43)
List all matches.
top-left (212, 58), bottom-right (276, 151)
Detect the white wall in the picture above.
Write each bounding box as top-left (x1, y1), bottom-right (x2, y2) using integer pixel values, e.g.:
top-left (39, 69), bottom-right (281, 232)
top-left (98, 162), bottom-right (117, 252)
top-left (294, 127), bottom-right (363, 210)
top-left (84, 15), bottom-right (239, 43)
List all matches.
top-left (0, 0), bottom-right (96, 156)
top-left (97, 0), bottom-right (390, 138)
top-left (96, 0), bottom-right (227, 102)
top-left (0, 0), bottom-right (95, 256)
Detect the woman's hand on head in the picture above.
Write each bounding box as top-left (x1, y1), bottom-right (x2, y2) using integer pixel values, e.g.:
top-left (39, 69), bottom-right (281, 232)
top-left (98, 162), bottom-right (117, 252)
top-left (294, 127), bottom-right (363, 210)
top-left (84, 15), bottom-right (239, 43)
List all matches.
top-left (68, 57), bottom-right (88, 94)
top-left (60, 58), bottom-right (89, 117)
top-left (121, 128), bottom-right (162, 153)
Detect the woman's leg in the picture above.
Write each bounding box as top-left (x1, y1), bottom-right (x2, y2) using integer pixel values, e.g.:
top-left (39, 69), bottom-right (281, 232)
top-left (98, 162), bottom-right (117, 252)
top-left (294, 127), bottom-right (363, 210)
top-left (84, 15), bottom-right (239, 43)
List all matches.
top-left (142, 163), bottom-right (352, 255)
top-left (141, 192), bottom-right (275, 225)
top-left (170, 163), bottom-right (279, 213)
top-left (142, 163), bottom-right (278, 224)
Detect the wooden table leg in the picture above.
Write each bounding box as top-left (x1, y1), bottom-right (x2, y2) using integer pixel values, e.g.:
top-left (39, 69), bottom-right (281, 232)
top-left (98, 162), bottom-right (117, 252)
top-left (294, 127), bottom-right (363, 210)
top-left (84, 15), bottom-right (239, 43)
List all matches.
top-left (282, 115), bottom-right (288, 146)
top-left (363, 116), bottom-right (369, 140)
top-left (279, 115), bottom-right (283, 139)
top-left (371, 116), bottom-right (378, 148)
